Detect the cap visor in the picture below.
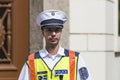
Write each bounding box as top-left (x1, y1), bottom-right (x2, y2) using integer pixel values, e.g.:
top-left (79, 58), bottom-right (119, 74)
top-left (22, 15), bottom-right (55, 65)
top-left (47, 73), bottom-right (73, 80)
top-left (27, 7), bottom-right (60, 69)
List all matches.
top-left (42, 25), bottom-right (63, 29)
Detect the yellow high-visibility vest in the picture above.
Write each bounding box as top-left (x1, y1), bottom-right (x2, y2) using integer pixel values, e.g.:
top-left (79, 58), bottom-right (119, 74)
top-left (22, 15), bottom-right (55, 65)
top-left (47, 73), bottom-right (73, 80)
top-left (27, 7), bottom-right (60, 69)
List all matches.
top-left (27, 49), bottom-right (79, 80)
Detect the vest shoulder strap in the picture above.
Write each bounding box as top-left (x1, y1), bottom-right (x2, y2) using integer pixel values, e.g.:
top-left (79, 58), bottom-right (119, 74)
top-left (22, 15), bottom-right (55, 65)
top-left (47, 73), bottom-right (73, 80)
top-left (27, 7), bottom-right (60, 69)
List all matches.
top-left (64, 49), bottom-right (79, 80)
top-left (64, 49), bottom-right (80, 57)
top-left (28, 53), bottom-right (36, 80)
top-left (69, 50), bottom-right (75, 80)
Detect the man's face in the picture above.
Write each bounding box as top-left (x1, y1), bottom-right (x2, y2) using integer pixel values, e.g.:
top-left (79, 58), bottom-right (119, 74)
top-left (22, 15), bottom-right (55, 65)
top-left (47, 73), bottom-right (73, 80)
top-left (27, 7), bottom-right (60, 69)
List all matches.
top-left (42, 27), bottom-right (62, 46)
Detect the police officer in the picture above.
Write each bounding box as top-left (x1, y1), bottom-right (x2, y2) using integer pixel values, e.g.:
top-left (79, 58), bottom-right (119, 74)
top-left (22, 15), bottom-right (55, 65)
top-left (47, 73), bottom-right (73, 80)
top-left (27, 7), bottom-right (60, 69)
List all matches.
top-left (18, 10), bottom-right (92, 80)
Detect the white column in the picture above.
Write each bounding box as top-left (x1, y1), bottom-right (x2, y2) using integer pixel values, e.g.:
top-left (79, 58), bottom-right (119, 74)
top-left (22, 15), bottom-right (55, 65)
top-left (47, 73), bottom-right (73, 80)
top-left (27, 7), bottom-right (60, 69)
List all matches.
top-left (69, 0), bottom-right (117, 80)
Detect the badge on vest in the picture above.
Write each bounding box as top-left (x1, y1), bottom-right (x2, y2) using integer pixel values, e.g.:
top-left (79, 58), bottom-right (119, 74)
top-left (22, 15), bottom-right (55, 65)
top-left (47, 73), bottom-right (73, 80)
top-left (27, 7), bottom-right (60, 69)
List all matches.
top-left (79, 67), bottom-right (89, 80)
top-left (54, 69), bottom-right (68, 75)
top-left (37, 71), bottom-right (47, 74)
top-left (38, 75), bottom-right (47, 80)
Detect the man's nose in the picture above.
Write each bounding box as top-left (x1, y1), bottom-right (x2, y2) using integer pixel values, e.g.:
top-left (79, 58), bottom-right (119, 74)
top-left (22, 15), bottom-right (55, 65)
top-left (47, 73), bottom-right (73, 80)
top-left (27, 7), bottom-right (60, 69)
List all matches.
top-left (51, 31), bottom-right (56, 36)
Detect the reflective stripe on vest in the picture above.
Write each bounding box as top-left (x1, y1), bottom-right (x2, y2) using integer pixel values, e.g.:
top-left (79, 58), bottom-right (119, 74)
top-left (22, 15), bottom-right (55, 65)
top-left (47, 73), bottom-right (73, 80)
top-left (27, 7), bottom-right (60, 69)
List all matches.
top-left (28, 53), bottom-right (36, 80)
top-left (28, 50), bottom-right (78, 80)
top-left (69, 50), bottom-right (75, 80)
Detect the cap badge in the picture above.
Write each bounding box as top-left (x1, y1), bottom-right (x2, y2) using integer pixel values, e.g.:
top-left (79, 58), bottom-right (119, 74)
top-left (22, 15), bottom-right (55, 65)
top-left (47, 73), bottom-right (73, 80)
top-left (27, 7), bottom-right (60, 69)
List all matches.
top-left (51, 11), bottom-right (55, 16)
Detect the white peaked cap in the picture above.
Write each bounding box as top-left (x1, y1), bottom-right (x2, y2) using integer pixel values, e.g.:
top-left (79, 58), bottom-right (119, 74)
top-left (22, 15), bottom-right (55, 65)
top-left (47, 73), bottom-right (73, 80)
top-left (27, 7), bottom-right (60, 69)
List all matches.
top-left (36, 10), bottom-right (68, 28)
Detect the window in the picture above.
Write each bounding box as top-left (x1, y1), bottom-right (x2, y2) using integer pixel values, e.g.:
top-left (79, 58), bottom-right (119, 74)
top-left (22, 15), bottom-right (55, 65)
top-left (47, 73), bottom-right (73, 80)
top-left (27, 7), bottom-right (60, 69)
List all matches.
top-left (0, 2), bottom-right (12, 64)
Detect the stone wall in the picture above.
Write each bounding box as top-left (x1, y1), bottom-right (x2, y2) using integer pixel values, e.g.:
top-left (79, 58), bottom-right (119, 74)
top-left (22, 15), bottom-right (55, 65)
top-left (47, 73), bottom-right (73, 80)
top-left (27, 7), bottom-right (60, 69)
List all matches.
top-left (30, 0), bottom-right (43, 53)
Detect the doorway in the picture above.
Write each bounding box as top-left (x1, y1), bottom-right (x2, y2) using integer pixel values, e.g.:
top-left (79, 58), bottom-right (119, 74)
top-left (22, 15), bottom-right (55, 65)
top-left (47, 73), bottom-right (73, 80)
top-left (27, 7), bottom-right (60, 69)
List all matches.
top-left (0, 0), bottom-right (29, 79)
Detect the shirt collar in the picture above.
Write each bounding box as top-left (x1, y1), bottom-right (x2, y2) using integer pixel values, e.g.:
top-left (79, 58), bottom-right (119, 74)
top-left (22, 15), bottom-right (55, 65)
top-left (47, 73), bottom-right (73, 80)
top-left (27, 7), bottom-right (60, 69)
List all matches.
top-left (39, 46), bottom-right (65, 58)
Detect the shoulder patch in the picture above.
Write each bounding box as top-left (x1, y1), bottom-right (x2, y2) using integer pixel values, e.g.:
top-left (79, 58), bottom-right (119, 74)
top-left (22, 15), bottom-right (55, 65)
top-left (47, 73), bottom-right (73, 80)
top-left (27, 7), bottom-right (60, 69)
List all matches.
top-left (79, 67), bottom-right (89, 80)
